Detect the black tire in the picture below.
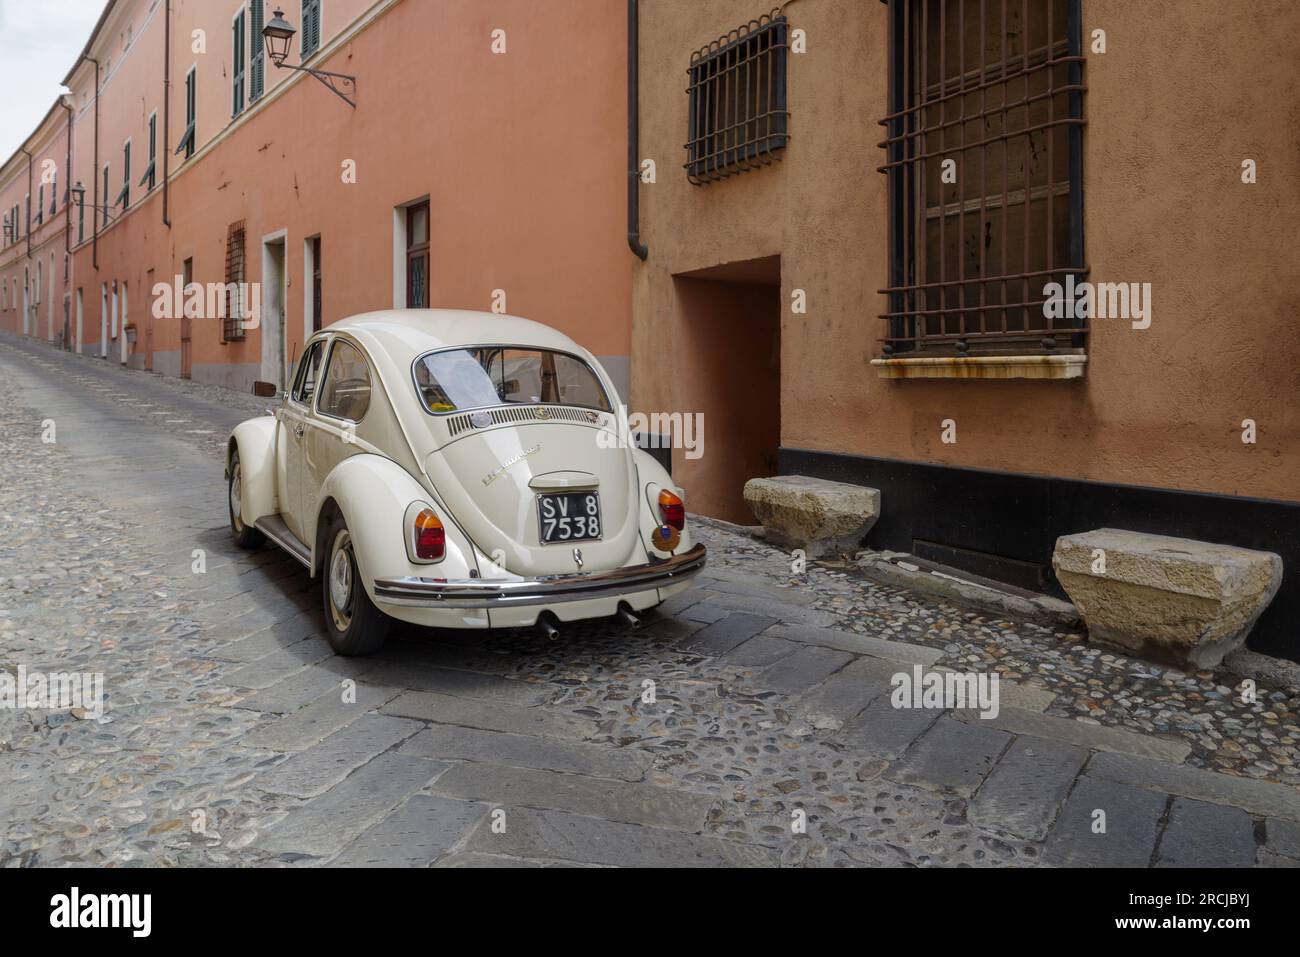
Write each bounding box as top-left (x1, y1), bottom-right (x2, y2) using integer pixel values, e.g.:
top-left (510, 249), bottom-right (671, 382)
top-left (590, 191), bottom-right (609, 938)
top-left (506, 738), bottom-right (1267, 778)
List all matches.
top-left (228, 450), bottom-right (267, 550)
top-left (321, 517), bottom-right (391, 656)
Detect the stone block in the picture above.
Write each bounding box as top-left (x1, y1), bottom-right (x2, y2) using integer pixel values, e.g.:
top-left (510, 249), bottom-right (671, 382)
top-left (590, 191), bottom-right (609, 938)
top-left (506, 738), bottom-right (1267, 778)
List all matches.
top-left (743, 475), bottom-right (880, 558)
top-left (1053, 528), bottom-right (1282, 669)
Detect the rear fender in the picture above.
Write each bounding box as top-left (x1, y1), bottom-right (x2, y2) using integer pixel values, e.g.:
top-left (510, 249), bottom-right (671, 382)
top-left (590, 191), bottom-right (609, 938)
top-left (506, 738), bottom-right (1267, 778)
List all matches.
top-left (633, 447), bottom-right (694, 559)
top-left (314, 454), bottom-right (479, 592)
top-left (228, 417), bottom-right (279, 528)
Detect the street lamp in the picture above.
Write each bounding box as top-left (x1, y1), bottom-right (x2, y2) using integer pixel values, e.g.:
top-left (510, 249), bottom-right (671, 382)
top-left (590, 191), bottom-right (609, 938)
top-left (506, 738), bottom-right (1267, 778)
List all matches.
top-left (70, 180), bottom-right (121, 227)
top-left (262, 8), bottom-right (296, 66)
top-left (261, 8), bottom-right (357, 108)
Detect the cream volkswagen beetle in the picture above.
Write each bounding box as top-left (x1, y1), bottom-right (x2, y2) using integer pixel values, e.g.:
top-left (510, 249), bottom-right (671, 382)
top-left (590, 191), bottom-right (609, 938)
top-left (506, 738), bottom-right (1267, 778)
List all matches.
top-left (226, 309), bottom-right (704, 656)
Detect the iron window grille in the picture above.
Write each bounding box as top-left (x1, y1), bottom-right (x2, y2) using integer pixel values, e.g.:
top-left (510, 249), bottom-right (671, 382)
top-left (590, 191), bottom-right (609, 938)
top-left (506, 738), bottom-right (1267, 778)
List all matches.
top-left (878, 0), bottom-right (1087, 356)
top-left (685, 10), bottom-right (790, 185)
top-left (223, 221), bottom-right (247, 342)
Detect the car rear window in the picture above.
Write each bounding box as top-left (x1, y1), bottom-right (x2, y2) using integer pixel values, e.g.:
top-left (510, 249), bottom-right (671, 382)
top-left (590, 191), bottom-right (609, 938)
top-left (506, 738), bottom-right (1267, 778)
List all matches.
top-left (413, 347), bottom-right (612, 415)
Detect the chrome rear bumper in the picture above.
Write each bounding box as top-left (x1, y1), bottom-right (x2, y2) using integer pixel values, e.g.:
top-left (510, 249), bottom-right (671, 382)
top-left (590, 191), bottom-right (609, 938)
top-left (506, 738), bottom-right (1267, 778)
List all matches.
top-left (372, 543), bottom-right (706, 609)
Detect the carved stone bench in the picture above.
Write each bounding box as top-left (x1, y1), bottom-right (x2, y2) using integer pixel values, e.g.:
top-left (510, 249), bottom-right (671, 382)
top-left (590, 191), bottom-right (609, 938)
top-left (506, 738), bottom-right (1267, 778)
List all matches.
top-left (743, 475), bottom-right (880, 558)
top-left (1052, 528), bottom-right (1283, 670)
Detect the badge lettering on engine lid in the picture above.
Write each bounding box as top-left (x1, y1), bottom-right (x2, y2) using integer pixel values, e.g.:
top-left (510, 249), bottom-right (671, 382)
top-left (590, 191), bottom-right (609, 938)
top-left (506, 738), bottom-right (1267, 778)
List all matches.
top-left (482, 445), bottom-right (541, 486)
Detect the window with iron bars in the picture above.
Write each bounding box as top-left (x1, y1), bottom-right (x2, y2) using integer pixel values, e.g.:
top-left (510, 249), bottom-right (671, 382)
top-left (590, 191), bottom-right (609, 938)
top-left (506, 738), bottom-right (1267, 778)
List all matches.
top-left (223, 221), bottom-right (247, 342)
top-left (878, 0), bottom-right (1086, 356)
top-left (685, 10), bottom-right (790, 185)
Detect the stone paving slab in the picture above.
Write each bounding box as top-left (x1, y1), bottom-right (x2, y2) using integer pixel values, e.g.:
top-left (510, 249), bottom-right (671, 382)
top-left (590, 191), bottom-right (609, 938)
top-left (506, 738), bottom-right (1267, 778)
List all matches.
top-left (465, 807), bottom-right (779, 867)
top-left (885, 716), bottom-right (1012, 796)
top-left (954, 706), bottom-right (1191, 762)
top-left (790, 655), bottom-right (903, 730)
top-left (254, 714), bottom-right (424, 798)
top-left (704, 592), bottom-right (839, 627)
top-left (431, 763), bottom-right (717, 831)
top-left (695, 573), bottom-right (820, 607)
top-left (1263, 818), bottom-right (1300, 860)
top-left (759, 646), bottom-right (855, 696)
top-left (722, 634), bottom-right (801, 668)
top-left (239, 682), bottom-right (404, 752)
top-left (968, 736), bottom-right (1088, 840)
top-left (675, 601), bottom-right (730, 625)
top-left (432, 852), bottom-right (586, 868)
top-left (397, 724), bottom-right (653, 782)
top-left (839, 694), bottom-right (944, 761)
top-left (232, 659), bottom-right (378, 714)
top-left (381, 691), bottom-right (598, 741)
top-left (765, 622), bottom-right (944, 666)
top-left (223, 642), bottom-right (336, 690)
top-left (329, 794), bottom-right (488, 867)
top-left (1043, 776), bottom-right (1167, 867)
top-left (1154, 797), bottom-right (1255, 868)
top-left (1087, 751), bottom-right (1300, 822)
top-left (363, 661), bottom-right (553, 707)
top-left (679, 613), bottom-right (779, 656)
top-left (259, 753), bottom-right (445, 860)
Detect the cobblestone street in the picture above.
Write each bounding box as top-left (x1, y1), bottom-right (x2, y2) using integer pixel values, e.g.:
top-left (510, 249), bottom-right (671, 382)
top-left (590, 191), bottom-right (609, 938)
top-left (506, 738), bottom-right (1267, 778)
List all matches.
top-left (2, 335), bottom-right (1299, 868)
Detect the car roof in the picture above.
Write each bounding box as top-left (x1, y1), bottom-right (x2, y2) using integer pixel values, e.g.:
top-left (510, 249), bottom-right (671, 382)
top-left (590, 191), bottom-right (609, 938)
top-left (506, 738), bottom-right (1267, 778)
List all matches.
top-left (327, 309), bottom-right (589, 364)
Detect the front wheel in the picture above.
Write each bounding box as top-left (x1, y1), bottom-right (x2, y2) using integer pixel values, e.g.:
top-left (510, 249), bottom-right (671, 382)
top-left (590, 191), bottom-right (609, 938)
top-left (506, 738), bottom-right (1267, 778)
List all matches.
top-left (228, 451), bottom-right (266, 550)
top-left (322, 519), bottom-right (391, 656)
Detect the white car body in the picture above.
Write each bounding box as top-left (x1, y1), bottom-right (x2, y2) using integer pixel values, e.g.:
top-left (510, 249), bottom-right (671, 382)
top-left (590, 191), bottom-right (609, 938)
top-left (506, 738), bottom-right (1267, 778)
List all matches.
top-left (225, 309), bottom-right (704, 649)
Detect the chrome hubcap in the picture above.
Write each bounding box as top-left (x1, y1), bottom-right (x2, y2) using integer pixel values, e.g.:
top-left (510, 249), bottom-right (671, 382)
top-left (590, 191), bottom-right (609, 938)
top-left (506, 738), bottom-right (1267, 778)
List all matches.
top-left (328, 530), bottom-right (354, 631)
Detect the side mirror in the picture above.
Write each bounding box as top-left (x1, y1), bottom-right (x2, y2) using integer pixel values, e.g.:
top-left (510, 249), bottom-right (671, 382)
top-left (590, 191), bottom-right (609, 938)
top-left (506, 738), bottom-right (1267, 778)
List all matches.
top-left (252, 381), bottom-right (280, 398)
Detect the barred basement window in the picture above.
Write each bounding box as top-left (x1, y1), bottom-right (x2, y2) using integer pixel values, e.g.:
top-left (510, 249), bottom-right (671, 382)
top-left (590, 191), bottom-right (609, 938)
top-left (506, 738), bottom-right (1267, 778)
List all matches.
top-left (878, 0), bottom-right (1087, 356)
top-left (223, 221), bottom-right (247, 342)
top-left (685, 10), bottom-right (790, 185)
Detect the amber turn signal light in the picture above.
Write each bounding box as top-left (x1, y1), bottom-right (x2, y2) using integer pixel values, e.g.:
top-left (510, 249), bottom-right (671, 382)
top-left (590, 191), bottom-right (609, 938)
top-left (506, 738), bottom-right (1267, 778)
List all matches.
top-left (413, 508), bottom-right (446, 560)
top-left (657, 489), bottom-right (685, 531)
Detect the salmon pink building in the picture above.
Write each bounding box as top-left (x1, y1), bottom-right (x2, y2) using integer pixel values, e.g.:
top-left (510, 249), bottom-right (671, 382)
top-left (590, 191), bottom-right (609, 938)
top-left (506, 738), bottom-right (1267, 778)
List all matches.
top-left (9, 0), bottom-right (631, 399)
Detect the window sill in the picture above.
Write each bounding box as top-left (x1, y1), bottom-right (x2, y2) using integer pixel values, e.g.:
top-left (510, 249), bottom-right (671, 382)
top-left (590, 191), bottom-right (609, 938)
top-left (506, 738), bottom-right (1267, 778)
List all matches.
top-left (870, 354), bottom-right (1086, 380)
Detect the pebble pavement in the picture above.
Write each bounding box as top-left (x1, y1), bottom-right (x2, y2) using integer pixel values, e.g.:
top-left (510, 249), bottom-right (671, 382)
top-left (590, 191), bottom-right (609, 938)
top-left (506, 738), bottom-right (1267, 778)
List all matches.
top-left (1, 335), bottom-right (1298, 868)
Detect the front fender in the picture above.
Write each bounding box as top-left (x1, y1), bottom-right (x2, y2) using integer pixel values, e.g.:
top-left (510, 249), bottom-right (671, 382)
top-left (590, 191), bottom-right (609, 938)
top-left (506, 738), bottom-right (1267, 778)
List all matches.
top-left (314, 454), bottom-right (479, 591)
top-left (229, 416), bottom-right (278, 528)
top-left (633, 448), bottom-right (694, 560)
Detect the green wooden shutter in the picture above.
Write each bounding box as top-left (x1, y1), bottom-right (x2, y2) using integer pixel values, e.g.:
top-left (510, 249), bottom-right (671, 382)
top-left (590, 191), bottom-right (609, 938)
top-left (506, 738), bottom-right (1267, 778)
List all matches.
top-left (302, 0), bottom-right (321, 57)
top-left (250, 0), bottom-right (265, 101)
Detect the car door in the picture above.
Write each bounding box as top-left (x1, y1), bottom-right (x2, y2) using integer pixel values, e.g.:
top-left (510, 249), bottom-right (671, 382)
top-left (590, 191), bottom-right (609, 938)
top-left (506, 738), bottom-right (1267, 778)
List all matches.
top-left (303, 337), bottom-right (374, 548)
top-left (281, 338), bottom-right (326, 542)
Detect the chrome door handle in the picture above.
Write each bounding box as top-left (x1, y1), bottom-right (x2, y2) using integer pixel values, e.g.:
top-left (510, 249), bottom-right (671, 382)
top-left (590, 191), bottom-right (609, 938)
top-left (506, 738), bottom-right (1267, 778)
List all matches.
top-left (293, 424), bottom-right (305, 439)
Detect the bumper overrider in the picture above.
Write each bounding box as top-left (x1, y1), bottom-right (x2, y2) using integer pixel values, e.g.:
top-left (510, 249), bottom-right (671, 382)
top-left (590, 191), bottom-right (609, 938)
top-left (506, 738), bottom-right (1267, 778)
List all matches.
top-left (373, 543), bottom-right (706, 609)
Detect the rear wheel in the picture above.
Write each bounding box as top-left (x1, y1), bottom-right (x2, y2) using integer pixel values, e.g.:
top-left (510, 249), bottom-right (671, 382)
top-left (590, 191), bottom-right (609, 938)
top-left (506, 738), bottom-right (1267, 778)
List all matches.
top-left (322, 518), bottom-right (391, 656)
top-left (228, 451), bottom-right (266, 550)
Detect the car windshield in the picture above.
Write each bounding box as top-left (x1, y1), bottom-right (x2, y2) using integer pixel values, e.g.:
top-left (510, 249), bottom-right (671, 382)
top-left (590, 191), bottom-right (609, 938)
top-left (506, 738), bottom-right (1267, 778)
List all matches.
top-left (413, 347), bottom-right (612, 414)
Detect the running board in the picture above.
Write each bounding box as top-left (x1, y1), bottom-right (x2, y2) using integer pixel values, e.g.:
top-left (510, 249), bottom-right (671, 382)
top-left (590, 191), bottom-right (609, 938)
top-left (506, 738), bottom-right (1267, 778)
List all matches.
top-left (254, 515), bottom-right (312, 570)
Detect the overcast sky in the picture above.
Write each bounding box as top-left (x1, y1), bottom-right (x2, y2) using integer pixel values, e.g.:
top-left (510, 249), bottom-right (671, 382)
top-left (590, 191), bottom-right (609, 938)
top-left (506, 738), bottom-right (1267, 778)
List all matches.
top-left (0, 0), bottom-right (105, 161)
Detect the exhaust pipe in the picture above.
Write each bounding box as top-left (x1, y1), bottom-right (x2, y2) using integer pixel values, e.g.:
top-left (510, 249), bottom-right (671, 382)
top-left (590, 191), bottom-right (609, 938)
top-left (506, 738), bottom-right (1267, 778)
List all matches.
top-left (616, 603), bottom-right (640, 630)
top-left (536, 612), bottom-right (560, 641)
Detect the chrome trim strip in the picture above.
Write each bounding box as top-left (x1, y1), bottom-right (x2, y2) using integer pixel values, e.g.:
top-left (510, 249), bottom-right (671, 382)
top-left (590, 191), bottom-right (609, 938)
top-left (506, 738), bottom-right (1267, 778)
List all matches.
top-left (255, 516), bottom-right (312, 569)
top-left (373, 543), bottom-right (706, 608)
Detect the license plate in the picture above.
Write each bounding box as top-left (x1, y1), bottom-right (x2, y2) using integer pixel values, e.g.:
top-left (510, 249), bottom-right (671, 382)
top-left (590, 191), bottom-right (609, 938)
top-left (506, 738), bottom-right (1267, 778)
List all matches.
top-left (537, 492), bottom-right (602, 544)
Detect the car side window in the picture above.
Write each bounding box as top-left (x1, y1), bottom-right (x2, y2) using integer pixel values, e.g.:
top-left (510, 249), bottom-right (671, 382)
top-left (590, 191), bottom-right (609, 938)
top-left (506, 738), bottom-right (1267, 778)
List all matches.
top-left (317, 340), bottom-right (372, 422)
top-left (291, 341), bottom-right (326, 406)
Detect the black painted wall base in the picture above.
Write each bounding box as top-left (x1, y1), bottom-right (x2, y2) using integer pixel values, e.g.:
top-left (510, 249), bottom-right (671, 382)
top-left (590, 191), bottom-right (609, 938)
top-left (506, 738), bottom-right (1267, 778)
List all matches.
top-left (780, 447), bottom-right (1300, 663)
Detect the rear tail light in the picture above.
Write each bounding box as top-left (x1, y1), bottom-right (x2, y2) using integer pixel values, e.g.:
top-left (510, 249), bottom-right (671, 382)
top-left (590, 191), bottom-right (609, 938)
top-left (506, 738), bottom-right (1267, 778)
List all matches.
top-left (658, 489), bottom-right (685, 530)
top-left (413, 508), bottom-right (446, 561)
